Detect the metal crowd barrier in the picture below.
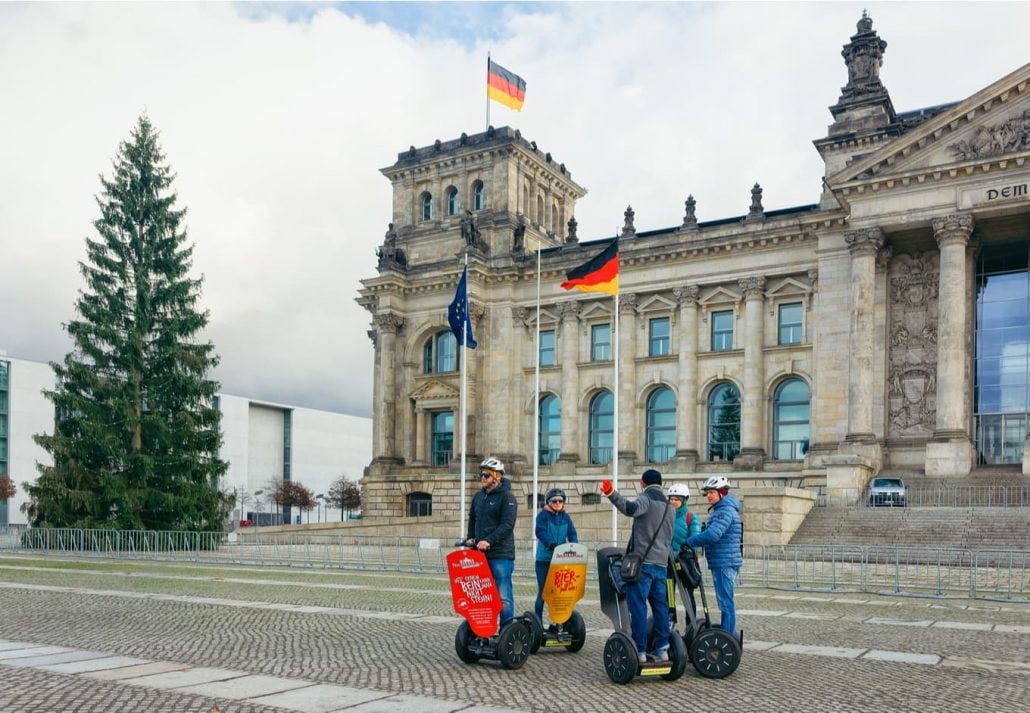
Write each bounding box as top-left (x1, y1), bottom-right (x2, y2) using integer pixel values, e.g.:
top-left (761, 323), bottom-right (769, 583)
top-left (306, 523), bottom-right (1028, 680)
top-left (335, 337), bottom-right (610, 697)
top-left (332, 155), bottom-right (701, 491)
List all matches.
top-left (1, 527), bottom-right (1027, 602)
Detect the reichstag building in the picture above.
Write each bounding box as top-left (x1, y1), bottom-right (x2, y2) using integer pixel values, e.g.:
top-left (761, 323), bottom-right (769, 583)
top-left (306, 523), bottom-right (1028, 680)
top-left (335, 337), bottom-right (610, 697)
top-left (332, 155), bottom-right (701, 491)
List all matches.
top-left (357, 14), bottom-right (1030, 519)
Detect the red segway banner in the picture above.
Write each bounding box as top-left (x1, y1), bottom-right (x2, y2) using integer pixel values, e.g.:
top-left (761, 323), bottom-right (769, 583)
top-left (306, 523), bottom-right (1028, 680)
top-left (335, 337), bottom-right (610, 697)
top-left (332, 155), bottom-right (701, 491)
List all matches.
top-left (542, 543), bottom-right (588, 625)
top-left (447, 549), bottom-right (502, 638)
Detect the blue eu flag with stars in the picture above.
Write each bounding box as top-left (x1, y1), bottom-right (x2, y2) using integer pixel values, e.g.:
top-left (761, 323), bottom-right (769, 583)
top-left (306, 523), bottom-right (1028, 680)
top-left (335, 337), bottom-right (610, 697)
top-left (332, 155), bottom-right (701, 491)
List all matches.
top-left (448, 265), bottom-right (477, 349)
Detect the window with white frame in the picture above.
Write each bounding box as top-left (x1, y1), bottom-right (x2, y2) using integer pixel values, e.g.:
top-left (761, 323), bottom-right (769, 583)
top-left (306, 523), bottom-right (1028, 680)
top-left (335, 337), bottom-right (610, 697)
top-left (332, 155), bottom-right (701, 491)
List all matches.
top-left (539, 329), bottom-right (555, 367)
top-left (778, 302), bottom-right (803, 345)
top-left (591, 323), bottom-right (611, 361)
top-left (649, 317), bottom-right (671, 356)
top-left (711, 310), bottom-right (734, 351)
top-left (446, 186), bottom-right (459, 216)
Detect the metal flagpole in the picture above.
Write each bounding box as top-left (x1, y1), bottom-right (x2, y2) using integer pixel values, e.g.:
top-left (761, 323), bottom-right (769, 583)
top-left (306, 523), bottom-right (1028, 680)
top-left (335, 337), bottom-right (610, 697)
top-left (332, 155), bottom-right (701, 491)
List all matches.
top-left (531, 244), bottom-right (542, 545)
top-left (459, 253), bottom-right (469, 542)
top-left (485, 54), bottom-right (491, 131)
top-left (612, 286), bottom-right (619, 543)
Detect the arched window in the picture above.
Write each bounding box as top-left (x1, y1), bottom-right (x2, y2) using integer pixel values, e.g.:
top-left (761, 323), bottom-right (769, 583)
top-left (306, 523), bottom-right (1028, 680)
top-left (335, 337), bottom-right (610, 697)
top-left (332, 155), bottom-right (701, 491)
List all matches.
top-left (536, 195), bottom-right (544, 224)
top-left (423, 331), bottom-right (459, 374)
top-left (708, 383), bottom-right (741, 462)
top-left (539, 394), bottom-right (561, 465)
top-left (446, 186), bottom-right (459, 216)
top-left (773, 378), bottom-right (810, 460)
top-left (407, 492), bottom-right (433, 517)
top-left (473, 181), bottom-right (485, 211)
top-left (421, 192), bottom-right (433, 221)
top-left (589, 390), bottom-right (614, 465)
top-left (551, 202), bottom-right (558, 235)
top-left (646, 387), bottom-right (676, 464)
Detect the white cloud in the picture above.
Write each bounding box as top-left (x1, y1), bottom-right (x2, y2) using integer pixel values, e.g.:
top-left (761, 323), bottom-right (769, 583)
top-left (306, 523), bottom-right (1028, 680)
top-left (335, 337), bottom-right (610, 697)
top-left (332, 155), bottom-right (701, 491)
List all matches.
top-left (1, 1), bottom-right (1028, 416)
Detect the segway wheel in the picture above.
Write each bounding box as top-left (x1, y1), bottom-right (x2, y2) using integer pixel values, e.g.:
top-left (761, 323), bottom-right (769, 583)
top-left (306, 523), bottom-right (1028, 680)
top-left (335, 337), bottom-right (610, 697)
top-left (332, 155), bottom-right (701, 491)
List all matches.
top-left (603, 632), bottom-right (638, 685)
top-left (497, 620), bottom-right (532, 670)
top-left (566, 610), bottom-right (587, 653)
top-left (690, 628), bottom-right (742, 679)
top-left (662, 631), bottom-right (688, 681)
top-left (454, 622), bottom-right (480, 664)
top-left (525, 611), bottom-right (543, 654)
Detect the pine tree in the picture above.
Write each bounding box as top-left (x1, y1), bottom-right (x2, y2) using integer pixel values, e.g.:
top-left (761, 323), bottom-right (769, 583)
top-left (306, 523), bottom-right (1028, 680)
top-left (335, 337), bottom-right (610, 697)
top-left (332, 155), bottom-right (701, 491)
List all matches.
top-left (29, 116), bottom-right (231, 532)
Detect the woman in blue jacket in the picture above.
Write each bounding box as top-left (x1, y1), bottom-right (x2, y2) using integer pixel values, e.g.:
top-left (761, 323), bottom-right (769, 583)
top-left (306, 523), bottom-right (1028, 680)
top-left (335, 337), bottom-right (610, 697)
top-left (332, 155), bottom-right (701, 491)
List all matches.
top-left (668, 482), bottom-right (702, 552)
top-left (686, 476), bottom-right (742, 636)
top-left (534, 487), bottom-right (579, 622)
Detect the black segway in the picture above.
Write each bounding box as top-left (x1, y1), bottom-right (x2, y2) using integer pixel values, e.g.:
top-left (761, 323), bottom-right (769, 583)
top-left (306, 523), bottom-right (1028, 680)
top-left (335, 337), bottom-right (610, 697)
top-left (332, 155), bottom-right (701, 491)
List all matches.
top-left (668, 546), bottom-right (742, 678)
top-left (597, 546), bottom-right (687, 684)
top-left (448, 545), bottom-right (533, 670)
top-left (525, 543), bottom-right (589, 653)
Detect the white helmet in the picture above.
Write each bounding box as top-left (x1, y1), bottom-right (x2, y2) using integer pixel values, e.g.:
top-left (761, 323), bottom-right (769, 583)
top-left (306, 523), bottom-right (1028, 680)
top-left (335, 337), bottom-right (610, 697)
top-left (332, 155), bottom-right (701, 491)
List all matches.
top-left (701, 476), bottom-right (730, 492)
top-left (667, 483), bottom-right (691, 500)
top-left (480, 456), bottom-right (505, 473)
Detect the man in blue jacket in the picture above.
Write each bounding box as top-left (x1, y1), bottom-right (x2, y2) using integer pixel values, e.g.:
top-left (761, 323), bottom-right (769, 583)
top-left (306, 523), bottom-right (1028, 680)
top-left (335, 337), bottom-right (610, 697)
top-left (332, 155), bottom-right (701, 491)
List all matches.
top-left (686, 476), bottom-right (742, 636)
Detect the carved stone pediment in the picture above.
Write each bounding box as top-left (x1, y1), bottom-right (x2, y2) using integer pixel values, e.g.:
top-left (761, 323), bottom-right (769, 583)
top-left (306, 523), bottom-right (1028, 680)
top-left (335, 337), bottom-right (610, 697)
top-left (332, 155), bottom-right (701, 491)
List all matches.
top-left (828, 64), bottom-right (1030, 189)
top-left (635, 294), bottom-right (678, 314)
top-left (410, 378), bottom-right (460, 404)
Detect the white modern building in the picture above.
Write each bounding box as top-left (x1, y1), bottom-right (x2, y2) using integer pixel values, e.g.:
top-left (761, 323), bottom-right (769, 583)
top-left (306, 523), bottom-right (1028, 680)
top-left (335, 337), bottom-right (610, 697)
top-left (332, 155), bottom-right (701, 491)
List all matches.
top-left (0, 352), bottom-right (371, 527)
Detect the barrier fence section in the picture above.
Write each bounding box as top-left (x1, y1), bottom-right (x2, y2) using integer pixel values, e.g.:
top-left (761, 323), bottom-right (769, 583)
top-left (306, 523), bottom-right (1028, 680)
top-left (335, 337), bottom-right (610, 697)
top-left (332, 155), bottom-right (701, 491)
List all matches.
top-left (1, 528), bottom-right (1027, 603)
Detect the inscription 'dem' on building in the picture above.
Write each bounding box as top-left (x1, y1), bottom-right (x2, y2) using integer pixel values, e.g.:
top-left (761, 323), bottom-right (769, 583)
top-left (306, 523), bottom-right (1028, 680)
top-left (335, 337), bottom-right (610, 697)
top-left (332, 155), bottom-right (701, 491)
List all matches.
top-left (986, 183), bottom-right (1028, 201)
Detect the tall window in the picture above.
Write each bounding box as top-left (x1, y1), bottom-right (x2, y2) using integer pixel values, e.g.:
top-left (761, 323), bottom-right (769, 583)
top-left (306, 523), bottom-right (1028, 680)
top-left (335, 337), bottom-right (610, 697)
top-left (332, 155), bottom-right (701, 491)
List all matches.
top-left (591, 323), bottom-right (611, 361)
top-left (646, 387), bottom-right (676, 464)
top-left (446, 186), bottom-right (459, 215)
top-left (708, 383), bottom-right (741, 461)
top-left (473, 181), bottom-right (485, 211)
top-left (539, 394), bottom-right (561, 465)
top-left (773, 378), bottom-right (810, 460)
top-left (423, 331), bottom-right (458, 373)
top-left (589, 390), bottom-right (614, 465)
top-left (539, 329), bottom-right (556, 367)
top-left (649, 317), bottom-right (671, 356)
top-left (551, 202), bottom-right (559, 235)
top-left (421, 192), bottom-right (433, 221)
top-left (975, 242), bottom-right (1030, 465)
top-left (536, 195), bottom-right (544, 224)
top-left (408, 492), bottom-right (433, 517)
top-left (431, 411), bottom-right (454, 466)
top-left (778, 302), bottom-right (803, 345)
top-left (711, 310), bottom-right (733, 351)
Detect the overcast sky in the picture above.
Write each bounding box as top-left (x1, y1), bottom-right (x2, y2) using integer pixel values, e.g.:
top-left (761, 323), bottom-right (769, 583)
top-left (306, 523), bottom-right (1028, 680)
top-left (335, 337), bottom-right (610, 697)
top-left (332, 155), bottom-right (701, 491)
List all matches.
top-left (1, 2), bottom-right (1028, 418)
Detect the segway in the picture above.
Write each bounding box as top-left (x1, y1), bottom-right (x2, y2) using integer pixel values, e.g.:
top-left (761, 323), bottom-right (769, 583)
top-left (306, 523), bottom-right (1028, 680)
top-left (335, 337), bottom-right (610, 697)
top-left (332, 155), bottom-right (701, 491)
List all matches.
top-left (448, 545), bottom-right (532, 670)
top-left (597, 546), bottom-right (687, 684)
top-left (668, 546), bottom-right (742, 678)
top-left (525, 542), bottom-right (588, 653)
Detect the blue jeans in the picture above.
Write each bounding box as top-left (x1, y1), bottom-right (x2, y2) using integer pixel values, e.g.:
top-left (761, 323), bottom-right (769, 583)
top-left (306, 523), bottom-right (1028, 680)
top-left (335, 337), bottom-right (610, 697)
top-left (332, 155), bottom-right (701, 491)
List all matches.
top-left (534, 560), bottom-right (550, 619)
top-left (488, 558), bottom-right (515, 628)
top-left (710, 566), bottom-right (739, 635)
top-left (625, 563), bottom-right (670, 655)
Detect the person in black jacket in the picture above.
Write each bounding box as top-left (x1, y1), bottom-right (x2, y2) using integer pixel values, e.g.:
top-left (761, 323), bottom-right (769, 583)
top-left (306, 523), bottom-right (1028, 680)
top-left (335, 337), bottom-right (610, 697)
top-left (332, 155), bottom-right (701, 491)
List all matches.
top-left (467, 456), bottom-right (518, 628)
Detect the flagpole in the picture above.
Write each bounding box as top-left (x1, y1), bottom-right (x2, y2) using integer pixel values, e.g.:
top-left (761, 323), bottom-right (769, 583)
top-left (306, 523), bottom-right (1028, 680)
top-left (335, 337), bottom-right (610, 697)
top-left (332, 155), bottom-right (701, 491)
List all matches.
top-left (531, 243), bottom-right (542, 546)
top-left (612, 287), bottom-right (619, 544)
top-left (485, 54), bottom-right (491, 131)
top-left (459, 253), bottom-right (469, 542)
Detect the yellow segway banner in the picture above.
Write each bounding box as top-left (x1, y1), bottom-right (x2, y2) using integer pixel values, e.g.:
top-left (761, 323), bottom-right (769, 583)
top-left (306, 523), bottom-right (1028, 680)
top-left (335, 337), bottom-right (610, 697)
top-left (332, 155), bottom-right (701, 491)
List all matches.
top-left (542, 542), bottom-right (588, 624)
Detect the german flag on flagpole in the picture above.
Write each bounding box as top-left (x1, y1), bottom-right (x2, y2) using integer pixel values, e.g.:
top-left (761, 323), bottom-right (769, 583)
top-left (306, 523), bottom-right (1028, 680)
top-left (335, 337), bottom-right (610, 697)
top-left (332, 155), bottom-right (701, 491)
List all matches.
top-left (560, 238), bottom-right (619, 295)
top-left (487, 58), bottom-right (526, 111)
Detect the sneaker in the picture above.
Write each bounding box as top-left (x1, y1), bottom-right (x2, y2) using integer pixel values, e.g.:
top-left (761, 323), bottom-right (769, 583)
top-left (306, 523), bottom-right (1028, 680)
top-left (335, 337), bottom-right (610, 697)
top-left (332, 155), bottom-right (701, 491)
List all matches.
top-left (647, 648), bottom-right (670, 663)
top-left (638, 652), bottom-right (648, 664)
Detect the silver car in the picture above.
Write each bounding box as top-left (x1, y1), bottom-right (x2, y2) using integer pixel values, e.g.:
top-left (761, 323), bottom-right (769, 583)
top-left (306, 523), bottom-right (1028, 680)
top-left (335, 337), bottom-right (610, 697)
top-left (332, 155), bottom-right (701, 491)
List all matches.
top-left (868, 477), bottom-right (907, 507)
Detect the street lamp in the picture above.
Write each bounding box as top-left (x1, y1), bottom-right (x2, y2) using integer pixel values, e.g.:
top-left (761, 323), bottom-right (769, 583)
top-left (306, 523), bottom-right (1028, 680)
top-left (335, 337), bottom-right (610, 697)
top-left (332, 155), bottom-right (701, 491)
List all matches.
top-left (254, 490), bottom-right (265, 526)
top-left (316, 494), bottom-right (325, 523)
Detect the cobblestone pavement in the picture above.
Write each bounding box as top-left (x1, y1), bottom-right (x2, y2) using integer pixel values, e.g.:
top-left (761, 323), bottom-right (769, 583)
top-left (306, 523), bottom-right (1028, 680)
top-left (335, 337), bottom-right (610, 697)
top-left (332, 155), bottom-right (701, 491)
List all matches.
top-left (0, 555), bottom-right (1028, 712)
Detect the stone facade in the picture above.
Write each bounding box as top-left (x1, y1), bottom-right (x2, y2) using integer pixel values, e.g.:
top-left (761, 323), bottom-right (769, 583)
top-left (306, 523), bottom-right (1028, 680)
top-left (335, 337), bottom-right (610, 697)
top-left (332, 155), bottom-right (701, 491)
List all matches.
top-left (358, 15), bottom-right (1030, 518)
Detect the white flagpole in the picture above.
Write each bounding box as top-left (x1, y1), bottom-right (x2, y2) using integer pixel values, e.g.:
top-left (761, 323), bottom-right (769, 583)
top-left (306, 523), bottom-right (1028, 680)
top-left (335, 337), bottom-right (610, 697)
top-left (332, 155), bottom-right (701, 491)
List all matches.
top-left (459, 254), bottom-right (469, 542)
top-left (612, 285), bottom-right (619, 544)
top-left (531, 244), bottom-right (542, 545)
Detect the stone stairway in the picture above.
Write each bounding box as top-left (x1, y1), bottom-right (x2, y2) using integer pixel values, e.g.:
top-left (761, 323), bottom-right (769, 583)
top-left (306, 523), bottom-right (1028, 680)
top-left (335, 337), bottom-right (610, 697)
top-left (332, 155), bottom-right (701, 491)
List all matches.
top-left (789, 506), bottom-right (1030, 550)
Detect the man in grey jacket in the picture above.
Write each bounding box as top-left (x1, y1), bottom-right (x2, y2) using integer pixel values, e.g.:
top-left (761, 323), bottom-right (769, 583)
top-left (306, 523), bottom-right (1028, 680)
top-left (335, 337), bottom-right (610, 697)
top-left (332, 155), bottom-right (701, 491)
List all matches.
top-left (601, 468), bottom-right (674, 664)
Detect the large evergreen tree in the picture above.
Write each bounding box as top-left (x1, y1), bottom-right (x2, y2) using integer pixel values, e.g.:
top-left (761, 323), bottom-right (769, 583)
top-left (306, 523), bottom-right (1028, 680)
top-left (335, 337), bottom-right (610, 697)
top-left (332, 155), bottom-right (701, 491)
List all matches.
top-left (28, 116), bottom-right (230, 531)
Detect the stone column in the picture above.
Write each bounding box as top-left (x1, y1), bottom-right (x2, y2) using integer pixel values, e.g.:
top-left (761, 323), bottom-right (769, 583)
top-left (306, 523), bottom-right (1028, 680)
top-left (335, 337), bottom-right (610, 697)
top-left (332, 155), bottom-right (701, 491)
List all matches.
top-left (414, 407), bottom-right (426, 465)
top-left (556, 301), bottom-right (581, 470)
top-left (618, 293), bottom-right (638, 464)
top-left (926, 214), bottom-right (975, 477)
top-left (673, 285), bottom-right (700, 470)
top-left (843, 228), bottom-right (884, 445)
top-left (737, 276), bottom-right (766, 470)
top-left (372, 312), bottom-right (404, 465)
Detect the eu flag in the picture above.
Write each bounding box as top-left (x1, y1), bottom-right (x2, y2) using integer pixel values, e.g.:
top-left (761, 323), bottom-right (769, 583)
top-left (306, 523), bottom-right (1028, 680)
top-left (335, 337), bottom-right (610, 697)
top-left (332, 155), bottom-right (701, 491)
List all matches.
top-left (448, 265), bottom-right (477, 349)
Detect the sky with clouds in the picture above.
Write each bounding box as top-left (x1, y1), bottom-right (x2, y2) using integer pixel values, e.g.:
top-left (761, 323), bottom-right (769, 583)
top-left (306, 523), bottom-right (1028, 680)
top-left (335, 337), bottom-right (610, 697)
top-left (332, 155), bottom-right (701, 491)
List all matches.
top-left (1, 2), bottom-right (1028, 418)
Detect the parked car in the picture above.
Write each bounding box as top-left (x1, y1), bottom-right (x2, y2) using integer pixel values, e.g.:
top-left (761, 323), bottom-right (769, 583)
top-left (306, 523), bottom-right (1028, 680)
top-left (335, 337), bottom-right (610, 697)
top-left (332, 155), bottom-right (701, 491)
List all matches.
top-left (868, 477), bottom-right (907, 507)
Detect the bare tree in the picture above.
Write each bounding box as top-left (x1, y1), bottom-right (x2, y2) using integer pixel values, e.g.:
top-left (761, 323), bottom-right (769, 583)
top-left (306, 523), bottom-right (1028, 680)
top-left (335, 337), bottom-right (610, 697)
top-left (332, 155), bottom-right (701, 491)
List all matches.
top-left (327, 475), bottom-right (362, 520)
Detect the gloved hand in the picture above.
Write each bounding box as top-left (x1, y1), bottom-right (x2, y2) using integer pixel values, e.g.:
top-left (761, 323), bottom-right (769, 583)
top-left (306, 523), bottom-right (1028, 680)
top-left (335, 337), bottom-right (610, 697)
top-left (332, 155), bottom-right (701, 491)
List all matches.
top-left (600, 479), bottom-right (614, 496)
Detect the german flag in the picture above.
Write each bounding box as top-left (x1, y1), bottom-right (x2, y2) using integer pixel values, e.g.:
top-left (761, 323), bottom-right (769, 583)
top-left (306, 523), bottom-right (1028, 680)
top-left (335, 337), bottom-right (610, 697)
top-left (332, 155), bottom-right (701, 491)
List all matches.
top-left (561, 239), bottom-right (619, 295)
top-left (487, 59), bottom-right (526, 111)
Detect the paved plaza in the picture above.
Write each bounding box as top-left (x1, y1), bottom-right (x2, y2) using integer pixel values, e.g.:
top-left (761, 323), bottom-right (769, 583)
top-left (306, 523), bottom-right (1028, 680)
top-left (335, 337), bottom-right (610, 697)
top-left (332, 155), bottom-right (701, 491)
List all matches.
top-left (0, 555), bottom-right (1027, 712)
